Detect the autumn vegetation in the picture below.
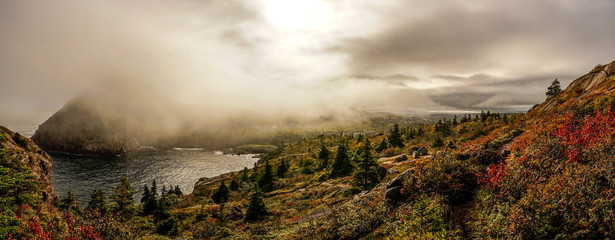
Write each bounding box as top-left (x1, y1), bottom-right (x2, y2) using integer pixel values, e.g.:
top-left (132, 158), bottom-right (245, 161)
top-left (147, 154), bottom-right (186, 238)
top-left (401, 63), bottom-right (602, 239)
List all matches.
top-left (2, 62), bottom-right (615, 239)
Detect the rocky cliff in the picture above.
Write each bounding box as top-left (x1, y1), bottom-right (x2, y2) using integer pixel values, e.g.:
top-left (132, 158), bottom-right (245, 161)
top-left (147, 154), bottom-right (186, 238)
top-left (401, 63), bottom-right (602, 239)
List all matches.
top-left (30, 80), bottom-right (184, 156)
top-left (0, 125), bottom-right (57, 202)
top-left (532, 60), bottom-right (615, 114)
top-left (32, 98), bottom-right (140, 156)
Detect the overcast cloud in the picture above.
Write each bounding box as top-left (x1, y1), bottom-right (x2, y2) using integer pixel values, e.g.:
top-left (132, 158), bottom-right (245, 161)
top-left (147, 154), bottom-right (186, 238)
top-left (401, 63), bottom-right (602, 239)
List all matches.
top-left (1, 0), bottom-right (615, 124)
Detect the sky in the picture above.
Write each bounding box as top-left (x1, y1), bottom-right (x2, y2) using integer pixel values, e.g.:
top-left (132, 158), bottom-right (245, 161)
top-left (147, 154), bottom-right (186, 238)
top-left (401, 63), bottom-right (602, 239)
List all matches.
top-left (1, 0), bottom-right (615, 124)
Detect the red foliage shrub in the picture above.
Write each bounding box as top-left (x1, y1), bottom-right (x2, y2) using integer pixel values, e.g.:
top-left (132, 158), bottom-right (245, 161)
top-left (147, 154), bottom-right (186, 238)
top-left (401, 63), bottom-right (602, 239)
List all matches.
top-left (556, 108), bottom-right (615, 162)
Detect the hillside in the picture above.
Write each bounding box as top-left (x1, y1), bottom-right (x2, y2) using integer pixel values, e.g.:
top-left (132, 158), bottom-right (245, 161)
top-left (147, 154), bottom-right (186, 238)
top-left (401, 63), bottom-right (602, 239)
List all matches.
top-left (175, 60), bottom-right (615, 239)
top-left (4, 60), bottom-right (615, 239)
top-left (0, 125), bottom-right (56, 202)
top-left (0, 124), bottom-right (57, 239)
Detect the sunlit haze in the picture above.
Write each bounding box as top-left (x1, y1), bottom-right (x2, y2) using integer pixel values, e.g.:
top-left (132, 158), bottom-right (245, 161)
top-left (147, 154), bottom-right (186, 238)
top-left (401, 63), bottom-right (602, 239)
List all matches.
top-left (1, 0), bottom-right (615, 124)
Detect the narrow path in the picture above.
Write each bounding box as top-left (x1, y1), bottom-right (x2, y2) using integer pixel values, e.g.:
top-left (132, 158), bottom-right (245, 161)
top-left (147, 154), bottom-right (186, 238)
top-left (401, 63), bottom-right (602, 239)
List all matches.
top-left (452, 198), bottom-right (474, 239)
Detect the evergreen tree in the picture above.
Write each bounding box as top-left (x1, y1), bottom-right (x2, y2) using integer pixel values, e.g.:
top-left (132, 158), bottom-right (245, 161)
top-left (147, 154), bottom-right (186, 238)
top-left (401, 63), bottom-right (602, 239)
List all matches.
top-left (353, 140), bottom-right (380, 190)
top-left (151, 180), bottom-right (158, 200)
top-left (161, 185), bottom-right (167, 199)
top-left (211, 180), bottom-right (229, 204)
top-left (173, 185), bottom-right (182, 195)
top-left (258, 160), bottom-right (275, 192)
top-left (244, 185), bottom-right (269, 222)
top-left (387, 123), bottom-right (404, 148)
top-left (432, 135), bottom-right (444, 148)
top-left (229, 179), bottom-right (240, 191)
top-left (154, 195), bottom-right (171, 222)
top-left (241, 167), bottom-right (249, 182)
top-left (452, 115), bottom-right (458, 125)
top-left (111, 177), bottom-right (135, 214)
top-left (277, 159), bottom-right (288, 178)
top-left (141, 185), bottom-right (150, 205)
top-left (318, 144), bottom-right (330, 161)
top-left (375, 138), bottom-right (388, 153)
top-left (546, 78), bottom-right (562, 98)
top-left (87, 187), bottom-right (107, 214)
top-left (61, 189), bottom-right (77, 211)
top-left (356, 134), bottom-right (363, 143)
top-left (330, 143), bottom-right (353, 178)
top-left (142, 180), bottom-right (158, 215)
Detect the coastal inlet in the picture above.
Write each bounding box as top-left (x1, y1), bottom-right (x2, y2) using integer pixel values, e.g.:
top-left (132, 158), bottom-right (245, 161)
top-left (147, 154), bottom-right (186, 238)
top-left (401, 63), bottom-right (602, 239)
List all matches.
top-left (51, 148), bottom-right (259, 205)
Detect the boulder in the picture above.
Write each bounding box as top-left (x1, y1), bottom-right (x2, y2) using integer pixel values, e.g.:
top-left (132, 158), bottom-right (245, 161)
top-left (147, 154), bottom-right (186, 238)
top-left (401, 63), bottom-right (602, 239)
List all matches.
top-left (412, 151), bottom-right (418, 158)
top-left (395, 154), bottom-right (408, 162)
top-left (418, 147), bottom-right (428, 156)
top-left (377, 165), bottom-right (387, 180)
top-left (387, 168), bottom-right (399, 175)
top-left (385, 186), bottom-right (403, 202)
top-left (386, 168), bottom-right (414, 189)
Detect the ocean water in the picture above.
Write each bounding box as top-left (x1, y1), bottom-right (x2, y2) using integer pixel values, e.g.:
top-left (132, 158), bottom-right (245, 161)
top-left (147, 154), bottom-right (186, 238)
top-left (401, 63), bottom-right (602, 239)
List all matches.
top-left (51, 150), bottom-right (257, 205)
top-left (3, 122), bottom-right (258, 205)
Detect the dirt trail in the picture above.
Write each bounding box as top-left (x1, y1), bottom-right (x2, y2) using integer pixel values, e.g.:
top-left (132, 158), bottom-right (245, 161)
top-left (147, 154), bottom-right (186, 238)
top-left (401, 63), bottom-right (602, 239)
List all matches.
top-left (452, 199), bottom-right (474, 239)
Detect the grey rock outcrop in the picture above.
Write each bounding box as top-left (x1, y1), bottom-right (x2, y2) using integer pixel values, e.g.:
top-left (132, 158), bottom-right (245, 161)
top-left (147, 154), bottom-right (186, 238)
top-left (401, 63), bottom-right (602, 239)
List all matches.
top-left (385, 168), bottom-right (415, 203)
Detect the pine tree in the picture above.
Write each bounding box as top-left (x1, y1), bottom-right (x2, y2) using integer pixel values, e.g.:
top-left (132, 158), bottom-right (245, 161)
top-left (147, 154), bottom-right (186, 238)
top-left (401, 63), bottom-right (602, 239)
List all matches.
top-left (161, 185), bottom-right (167, 199)
top-left (318, 144), bottom-right (330, 161)
top-left (376, 138), bottom-right (388, 153)
top-left (277, 159), bottom-right (288, 178)
top-left (173, 185), bottom-right (182, 195)
top-left (330, 143), bottom-right (353, 178)
top-left (244, 185), bottom-right (268, 222)
top-left (142, 180), bottom-right (158, 215)
top-left (151, 180), bottom-right (158, 200)
top-left (61, 189), bottom-right (77, 211)
top-left (154, 195), bottom-right (171, 222)
top-left (229, 179), bottom-right (240, 191)
top-left (387, 123), bottom-right (404, 148)
top-left (258, 160), bottom-right (275, 192)
top-left (88, 187), bottom-right (107, 214)
top-left (141, 185), bottom-right (151, 215)
top-left (452, 115), bottom-right (458, 125)
top-left (432, 135), bottom-right (444, 148)
top-left (353, 140), bottom-right (380, 190)
top-left (546, 78), bottom-right (562, 98)
top-left (241, 167), bottom-right (249, 182)
top-left (211, 181), bottom-right (229, 204)
top-left (111, 177), bottom-right (135, 214)
top-left (141, 185), bottom-right (150, 204)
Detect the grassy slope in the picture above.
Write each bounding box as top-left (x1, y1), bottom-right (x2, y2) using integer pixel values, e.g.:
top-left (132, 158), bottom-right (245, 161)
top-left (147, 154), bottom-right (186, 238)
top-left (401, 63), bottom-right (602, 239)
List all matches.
top-left (4, 61), bottom-right (615, 239)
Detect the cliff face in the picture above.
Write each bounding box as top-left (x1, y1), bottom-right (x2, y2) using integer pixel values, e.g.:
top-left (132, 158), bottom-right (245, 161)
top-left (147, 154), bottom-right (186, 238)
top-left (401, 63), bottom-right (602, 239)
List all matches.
top-left (0, 125), bottom-right (57, 202)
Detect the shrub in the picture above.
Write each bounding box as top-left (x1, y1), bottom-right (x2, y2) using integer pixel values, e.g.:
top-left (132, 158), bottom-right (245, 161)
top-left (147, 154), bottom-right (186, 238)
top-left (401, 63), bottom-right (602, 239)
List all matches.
top-left (155, 218), bottom-right (178, 236)
top-left (405, 157), bottom-right (477, 206)
top-left (11, 133), bottom-right (28, 149)
top-left (380, 148), bottom-right (398, 157)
